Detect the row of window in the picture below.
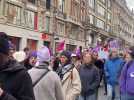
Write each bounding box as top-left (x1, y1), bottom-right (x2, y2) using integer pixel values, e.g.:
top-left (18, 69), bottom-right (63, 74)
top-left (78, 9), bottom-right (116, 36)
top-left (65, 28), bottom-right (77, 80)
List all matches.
top-left (89, 0), bottom-right (111, 10)
top-left (88, 0), bottom-right (112, 22)
top-left (57, 22), bottom-right (85, 41)
top-left (90, 14), bottom-right (111, 32)
top-left (3, 2), bottom-right (50, 32)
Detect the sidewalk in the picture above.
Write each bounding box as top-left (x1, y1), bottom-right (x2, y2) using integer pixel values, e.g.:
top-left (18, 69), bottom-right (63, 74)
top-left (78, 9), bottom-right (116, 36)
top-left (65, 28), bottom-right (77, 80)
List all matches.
top-left (98, 86), bottom-right (107, 100)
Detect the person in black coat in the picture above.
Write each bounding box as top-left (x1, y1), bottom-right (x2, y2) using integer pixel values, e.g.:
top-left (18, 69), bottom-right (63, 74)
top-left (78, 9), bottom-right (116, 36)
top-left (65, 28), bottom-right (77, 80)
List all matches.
top-left (79, 52), bottom-right (100, 100)
top-left (0, 32), bottom-right (35, 100)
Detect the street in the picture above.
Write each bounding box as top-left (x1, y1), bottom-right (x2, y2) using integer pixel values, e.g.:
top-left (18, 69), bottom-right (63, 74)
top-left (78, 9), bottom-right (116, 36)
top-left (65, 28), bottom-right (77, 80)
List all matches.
top-left (98, 86), bottom-right (107, 100)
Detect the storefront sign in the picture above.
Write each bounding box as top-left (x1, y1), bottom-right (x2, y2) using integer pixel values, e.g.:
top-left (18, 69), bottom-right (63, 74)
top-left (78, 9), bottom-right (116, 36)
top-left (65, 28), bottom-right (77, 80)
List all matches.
top-left (41, 33), bottom-right (49, 41)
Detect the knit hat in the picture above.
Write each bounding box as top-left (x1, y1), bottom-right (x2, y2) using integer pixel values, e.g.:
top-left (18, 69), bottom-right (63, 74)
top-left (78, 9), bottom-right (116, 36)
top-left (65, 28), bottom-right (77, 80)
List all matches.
top-left (0, 32), bottom-right (10, 55)
top-left (37, 46), bottom-right (50, 63)
top-left (60, 50), bottom-right (71, 60)
top-left (13, 51), bottom-right (26, 62)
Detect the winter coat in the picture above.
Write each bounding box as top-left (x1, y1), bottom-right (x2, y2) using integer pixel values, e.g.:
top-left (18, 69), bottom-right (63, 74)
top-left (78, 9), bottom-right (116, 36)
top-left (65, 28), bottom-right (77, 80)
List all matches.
top-left (104, 57), bottom-right (124, 86)
top-left (0, 60), bottom-right (35, 100)
top-left (94, 59), bottom-right (104, 81)
top-left (79, 64), bottom-right (100, 96)
top-left (28, 62), bottom-right (64, 100)
top-left (120, 60), bottom-right (134, 95)
top-left (62, 64), bottom-right (81, 100)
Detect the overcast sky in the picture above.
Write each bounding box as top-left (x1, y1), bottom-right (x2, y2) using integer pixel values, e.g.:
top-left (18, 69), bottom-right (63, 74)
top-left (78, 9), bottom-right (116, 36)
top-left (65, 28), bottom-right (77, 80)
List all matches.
top-left (126, 0), bottom-right (134, 10)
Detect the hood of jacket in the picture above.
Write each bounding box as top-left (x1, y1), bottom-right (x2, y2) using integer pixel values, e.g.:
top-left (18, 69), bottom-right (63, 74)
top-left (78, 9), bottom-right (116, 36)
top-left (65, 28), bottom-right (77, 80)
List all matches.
top-left (0, 60), bottom-right (25, 73)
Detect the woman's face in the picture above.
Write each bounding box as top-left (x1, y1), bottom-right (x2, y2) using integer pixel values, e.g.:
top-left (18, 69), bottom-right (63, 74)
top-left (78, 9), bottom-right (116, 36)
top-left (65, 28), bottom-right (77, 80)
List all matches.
top-left (71, 56), bottom-right (77, 63)
top-left (29, 57), bottom-right (37, 66)
top-left (60, 55), bottom-right (68, 65)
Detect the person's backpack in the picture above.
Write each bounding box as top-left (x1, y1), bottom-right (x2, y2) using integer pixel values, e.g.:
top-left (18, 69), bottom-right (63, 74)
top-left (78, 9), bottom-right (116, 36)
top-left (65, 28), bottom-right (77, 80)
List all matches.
top-left (33, 68), bottom-right (50, 87)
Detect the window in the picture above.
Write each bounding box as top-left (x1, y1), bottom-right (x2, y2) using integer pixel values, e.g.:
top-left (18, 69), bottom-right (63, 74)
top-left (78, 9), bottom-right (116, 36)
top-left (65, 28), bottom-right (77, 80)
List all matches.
top-left (89, 0), bottom-right (95, 9)
top-left (107, 12), bottom-right (111, 22)
top-left (34, 12), bottom-right (38, 30)
top-left (81, 1), bottom-right (86, 22)
top-left (24, 10), bottom-right (35, 29)
top-left (46, 0), bottom-right (51, 9)
top-left (28, 0), bottom-right (35, 4)
top-left (27, 39), bottom-right (38, 50)
top-left (108, 0), bottom-right (111, 9)
top-left (97, 4), bottom-right (105, 17)
top-left (96, 18), bottom-right (105, 29)
top-left (106, 24), bottom-right (111, 32)
top-left (38, 12), bottom-right (45, 31)
top-left (6, 3), bottom-right (21, 25)
top-left (90, 15), bottom-right (94, 24)
top-left (71, 1), bottom-right (80, 21)
top-left (9, 36), bottom-right (20, 51)
top-left (78, 30), bottom-right (85, 41)
top-left (58, 22), bottom-right (65, 35)
top-left (100, 0), bottom-right (106, 4)
top-left (45, 16), bottom-right (50, 33)
top-left (58, 0), bottom-right (65, 13)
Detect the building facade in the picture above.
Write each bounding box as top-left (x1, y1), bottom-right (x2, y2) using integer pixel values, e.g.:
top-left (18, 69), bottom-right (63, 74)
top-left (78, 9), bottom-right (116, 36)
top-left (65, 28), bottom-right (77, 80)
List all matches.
top-left (0, 0), bottom-right (134, 52)
top-left (86, 0), bottom-right (113, 47)
top-left (0, 0), bottom-right (86, 52)
top-left (112, 0), bottom-right (134, 48)
top-left (0, 0), bottom-right (43, 50)
top-left (53, 0), bottom-right (86, 52)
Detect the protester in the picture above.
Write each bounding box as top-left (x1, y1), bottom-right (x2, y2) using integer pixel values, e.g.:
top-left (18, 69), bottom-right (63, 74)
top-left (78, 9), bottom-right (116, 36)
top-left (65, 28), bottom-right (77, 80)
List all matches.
top-left (29, 46), bottom-right (64, 100)
top-left (79, 52), bottom-right (100, 100)
top-left (52, 56), bottom-right (61, 72)
top-left (58, 50), bottom-right (81, 100)
top-left (24, 51), bottom-right (37, 70)
top-left (104, 48), bottom-right (124, 100)
top-left (92, 51), bottom-right (104, 84)
top-left (0, 32), bottom-right (35, 100)
top-left (71, 53), bottom-right (82, 72)
top-left (120, 46), bottom-right (134, 100)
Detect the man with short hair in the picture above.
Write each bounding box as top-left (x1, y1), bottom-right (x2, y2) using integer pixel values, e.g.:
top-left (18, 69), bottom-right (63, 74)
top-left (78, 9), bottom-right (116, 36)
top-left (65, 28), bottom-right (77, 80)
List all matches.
top-left (0, 32), bottom-right (35, 100)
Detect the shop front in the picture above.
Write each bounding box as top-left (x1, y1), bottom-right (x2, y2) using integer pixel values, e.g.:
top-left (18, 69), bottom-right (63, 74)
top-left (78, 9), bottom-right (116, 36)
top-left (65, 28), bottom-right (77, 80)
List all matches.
top-left (27, 39), bottom-right (38, 50)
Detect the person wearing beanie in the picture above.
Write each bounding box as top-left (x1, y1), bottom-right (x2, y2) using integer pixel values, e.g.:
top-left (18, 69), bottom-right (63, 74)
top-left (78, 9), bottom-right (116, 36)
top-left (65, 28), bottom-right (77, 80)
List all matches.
top-left (28, 46), bottom-right (64, 100)
top-left (79, 52), bottom-right (100, 100)
top-left (58, 50), bottom-right (81, 100)
top-left (120, 46), bottom-right (134, 100)
top-left (0, 32), bottom-right (35, 100)
top-left (24, 51), bottom-right (37, 70)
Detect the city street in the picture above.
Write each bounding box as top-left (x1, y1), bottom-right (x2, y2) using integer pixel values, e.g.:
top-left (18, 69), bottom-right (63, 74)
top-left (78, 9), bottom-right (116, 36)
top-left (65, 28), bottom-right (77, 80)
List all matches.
top-left (1, 0), bottom-right (134, 100)
top-left (98, 86), bottom-right (107, 100)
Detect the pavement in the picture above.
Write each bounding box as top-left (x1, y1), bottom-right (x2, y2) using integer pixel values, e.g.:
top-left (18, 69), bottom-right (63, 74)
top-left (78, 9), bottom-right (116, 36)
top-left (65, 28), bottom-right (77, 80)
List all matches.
top-left (98, 86), bottom-right (107, 100)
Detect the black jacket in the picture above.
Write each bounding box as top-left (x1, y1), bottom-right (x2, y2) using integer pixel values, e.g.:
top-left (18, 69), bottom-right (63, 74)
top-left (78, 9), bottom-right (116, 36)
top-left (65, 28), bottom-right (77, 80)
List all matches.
top-left (0, 60), bottom-right (35, 100)
top-left (79, 64), bottom-right (100, 96)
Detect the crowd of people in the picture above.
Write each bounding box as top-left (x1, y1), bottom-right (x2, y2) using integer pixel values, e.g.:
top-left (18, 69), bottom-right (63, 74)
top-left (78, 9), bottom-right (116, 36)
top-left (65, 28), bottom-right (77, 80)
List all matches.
top-left (1, 32), bottom-right (134, 100)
